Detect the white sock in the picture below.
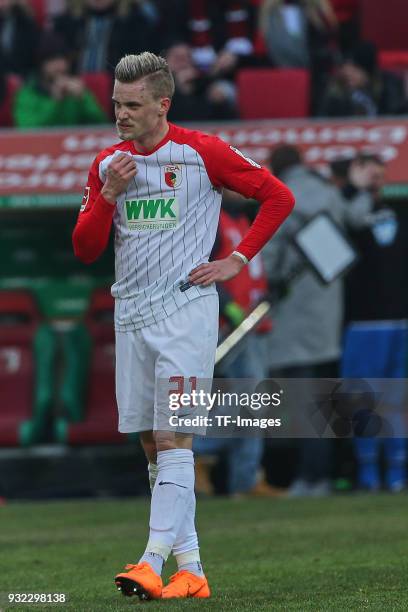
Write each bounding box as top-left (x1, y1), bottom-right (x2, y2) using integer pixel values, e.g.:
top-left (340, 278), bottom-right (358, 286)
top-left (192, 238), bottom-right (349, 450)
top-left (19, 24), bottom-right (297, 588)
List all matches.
top-left (175, 549), bottom-right (204, 577)
top-left (148, 462), bottom-right (158, 493)
top-left (148, 460), bottom-right (203, 576)
top-left (143, 449), bottom-right (194, 564)
top-left (172, 490), bottom-right (205, 576)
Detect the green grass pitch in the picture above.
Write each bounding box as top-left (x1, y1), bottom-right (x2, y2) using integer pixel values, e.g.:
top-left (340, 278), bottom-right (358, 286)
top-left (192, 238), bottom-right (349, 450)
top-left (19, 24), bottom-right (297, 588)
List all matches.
top-left (1, 495), bottom-right (408, 611)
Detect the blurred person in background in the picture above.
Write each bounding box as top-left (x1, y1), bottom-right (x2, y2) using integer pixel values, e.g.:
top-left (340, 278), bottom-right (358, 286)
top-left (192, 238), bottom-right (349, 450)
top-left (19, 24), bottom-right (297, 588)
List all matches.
top-left (319, 40), bottom-right (408, 117)
top-left (13, 34), bottom-right (108, 127)
top-left (258, 0), bottom-right (337, 68)
top-left (165, 43), bottom-right (237, 121)
top-left (157, 1), bottom-right (258, 121)
top-left (52, 0), bottom-right (159, 74)
top-left (262, 144), bottom-right (364, 497)
top-left (338, 154), bottom-right (407, 492)
top-left (185, 0), bottom-right (255, 73)
top-left (258, 0), bottom-right (338, 109)
top-left (194, 190), bottom-right (280, 498)
top-left (0, 0), bottom-right (39, 76)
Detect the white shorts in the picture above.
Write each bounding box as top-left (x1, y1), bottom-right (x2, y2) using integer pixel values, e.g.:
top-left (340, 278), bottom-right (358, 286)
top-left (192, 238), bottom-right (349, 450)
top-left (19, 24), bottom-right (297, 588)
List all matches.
top-left (115, 295), bottom-right (219, 433)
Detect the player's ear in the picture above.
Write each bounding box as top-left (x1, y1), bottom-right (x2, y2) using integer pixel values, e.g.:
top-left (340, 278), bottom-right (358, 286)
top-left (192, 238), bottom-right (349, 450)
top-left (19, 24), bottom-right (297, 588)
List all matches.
top-left (159, 97), bottom-right (171, 116)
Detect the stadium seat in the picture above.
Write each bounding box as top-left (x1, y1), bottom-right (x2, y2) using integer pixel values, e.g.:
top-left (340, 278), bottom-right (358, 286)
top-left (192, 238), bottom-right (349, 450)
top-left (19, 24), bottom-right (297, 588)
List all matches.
top-left (379, 51), bottom-right (408, 71)
top-left (0, 75), bottom-right (22, 127)
top-left (82, 72), bottom-right (113, 118)
top-left (56, 289), bottom-right (125, 445)
top-left (31, 0), bottom-right (46, 26)
top-left (0, 291), bottom-right (55, 446)
top-left (237, 68), bottom-right (310, 119)
top-left (361, 0), bottom-right (408, 50)
top-left (379, 51), bottom-right (408, 96)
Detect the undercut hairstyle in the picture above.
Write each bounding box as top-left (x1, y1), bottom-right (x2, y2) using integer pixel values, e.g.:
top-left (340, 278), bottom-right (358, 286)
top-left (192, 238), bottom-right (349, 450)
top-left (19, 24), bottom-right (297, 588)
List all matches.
top-left (115, 52), bottom-right (175, 100)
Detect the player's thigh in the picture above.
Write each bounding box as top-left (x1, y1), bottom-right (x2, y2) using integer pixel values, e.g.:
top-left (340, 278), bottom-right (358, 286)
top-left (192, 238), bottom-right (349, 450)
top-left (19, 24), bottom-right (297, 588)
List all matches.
top-left (115, 329), bottom-right (155, 433)
top-left (152, 295), bottom-right (219, 432)
top-left (155, 295), bottom-right (219, 379)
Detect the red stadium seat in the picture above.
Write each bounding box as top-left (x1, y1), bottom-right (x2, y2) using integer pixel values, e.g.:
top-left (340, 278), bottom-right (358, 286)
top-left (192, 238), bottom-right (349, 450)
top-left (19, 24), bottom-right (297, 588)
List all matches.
top-left (361, 0), bottom-right (408, 50)
top-left (82, 72), bottom-right (113, 118)
top-left (237, 68), bottom-right (310, 119)
top-left (0, 75), bottom-right (22, 127)
top-left (0, 291), bottom-right (40, 446)
top-left (379, 51), bottom-right (408, 71)
top-left (379, 51), bottom-right (408, 96)
top-left (61, 289), bottom-right (125, 445)
top-left (31, 0), bottom-right (46, 26)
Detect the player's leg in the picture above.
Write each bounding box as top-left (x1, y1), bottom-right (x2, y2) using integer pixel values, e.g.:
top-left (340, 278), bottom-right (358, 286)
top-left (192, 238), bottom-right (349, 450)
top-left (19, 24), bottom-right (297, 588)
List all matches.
top-left (152, 296), bottom-right (218, 598)
top-left (114, 331), bottom-right (163, 600)
top-left (116, 296), bottom-right (218, 599)
top-left (140, 428), bottom-right (207, 595)
top-left (149, 430), bottom-right (210, 599)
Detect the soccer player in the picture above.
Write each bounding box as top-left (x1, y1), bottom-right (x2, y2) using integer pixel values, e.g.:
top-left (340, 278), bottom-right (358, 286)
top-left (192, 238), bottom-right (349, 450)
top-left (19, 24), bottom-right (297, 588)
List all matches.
top-left (72, 51), bottom-right (294, 600)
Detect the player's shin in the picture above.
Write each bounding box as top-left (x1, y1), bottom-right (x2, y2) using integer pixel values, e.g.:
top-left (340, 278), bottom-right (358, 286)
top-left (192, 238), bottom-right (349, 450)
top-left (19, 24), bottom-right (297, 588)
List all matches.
top-left (139, 448), bottom-right (194, 573)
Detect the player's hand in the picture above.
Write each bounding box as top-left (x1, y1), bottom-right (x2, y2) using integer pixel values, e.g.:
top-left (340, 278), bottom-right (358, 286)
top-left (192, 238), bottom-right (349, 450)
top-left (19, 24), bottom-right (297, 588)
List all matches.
top-left (101, 153), bottom-right (138, 203)
top-left (188, 255), bottom-right (245, 287)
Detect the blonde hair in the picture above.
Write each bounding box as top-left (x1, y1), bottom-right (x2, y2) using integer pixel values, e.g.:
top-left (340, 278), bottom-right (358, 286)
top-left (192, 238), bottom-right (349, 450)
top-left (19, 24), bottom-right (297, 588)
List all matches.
top-left (115, 52), bottom-right (175, 99)
top-left (69, 0), bottom-right (133, 19)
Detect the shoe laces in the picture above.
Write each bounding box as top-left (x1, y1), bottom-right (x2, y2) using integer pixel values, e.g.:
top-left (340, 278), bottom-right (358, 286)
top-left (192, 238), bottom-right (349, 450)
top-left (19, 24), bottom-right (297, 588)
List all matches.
top-left (168, 570), bottom-right (186, 583)
top-left (124, 563), bottom-right (144, 571)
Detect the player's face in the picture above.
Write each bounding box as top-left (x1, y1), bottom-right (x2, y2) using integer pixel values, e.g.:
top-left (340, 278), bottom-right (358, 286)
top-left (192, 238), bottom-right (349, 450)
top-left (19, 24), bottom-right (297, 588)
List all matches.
top-left (113, 79), bottom-right (169, 142)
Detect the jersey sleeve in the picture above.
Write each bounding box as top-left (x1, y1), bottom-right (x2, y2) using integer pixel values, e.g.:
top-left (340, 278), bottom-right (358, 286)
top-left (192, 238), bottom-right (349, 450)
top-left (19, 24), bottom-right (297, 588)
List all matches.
top-left (197, 134), bottom-right (271, 197)
top-left (196, 134), bottom-right (295, 261)
top-left (72, 154), bottom-right (116, 264)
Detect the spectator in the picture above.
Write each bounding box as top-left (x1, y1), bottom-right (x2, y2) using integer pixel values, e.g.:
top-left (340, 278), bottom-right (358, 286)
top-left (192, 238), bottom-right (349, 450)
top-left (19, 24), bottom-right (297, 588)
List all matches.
top-left (165, 43), bottom-right (237, 121)
top-left (185, 0), bottom-right (255, 72)
top-left (339, 154), bottom-right (407, 492)
top-left (52, 0), bottom-right (158, 74)
top-left (13, 35), bottom-right (108, 128)
top-left (258, 0), bottom-right (338, 109)
top-left (0, 0), bottom-right (39, 76)
top-left (319, 41), bottom-right (408, 117)
top-left (262, 144), bottom-right (362, 497)
top-left (258, 2), bottom-right (338, 68)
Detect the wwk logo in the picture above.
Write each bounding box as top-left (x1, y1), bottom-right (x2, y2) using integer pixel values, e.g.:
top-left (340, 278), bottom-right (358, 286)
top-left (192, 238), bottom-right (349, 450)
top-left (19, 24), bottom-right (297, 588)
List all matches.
top-left (125, 197), bottom-right (178, 231)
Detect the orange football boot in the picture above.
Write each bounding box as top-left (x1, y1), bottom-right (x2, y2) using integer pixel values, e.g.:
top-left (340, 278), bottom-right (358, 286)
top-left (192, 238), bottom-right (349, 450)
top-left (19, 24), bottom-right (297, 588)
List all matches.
top-left (114, 562), bottom-right (162, 600)
top-left (161, 570), bottom-right (211, 599)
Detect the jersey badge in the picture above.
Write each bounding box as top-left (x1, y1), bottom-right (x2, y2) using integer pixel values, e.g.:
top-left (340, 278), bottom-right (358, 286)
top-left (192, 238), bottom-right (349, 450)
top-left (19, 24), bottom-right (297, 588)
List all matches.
top-left (164, 164), bottom-right (183, 189)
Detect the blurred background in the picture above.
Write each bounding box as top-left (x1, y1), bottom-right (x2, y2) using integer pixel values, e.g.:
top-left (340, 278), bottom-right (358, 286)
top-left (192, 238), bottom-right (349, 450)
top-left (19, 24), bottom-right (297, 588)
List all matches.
top-left (1, 0), bottom-right (408, 502)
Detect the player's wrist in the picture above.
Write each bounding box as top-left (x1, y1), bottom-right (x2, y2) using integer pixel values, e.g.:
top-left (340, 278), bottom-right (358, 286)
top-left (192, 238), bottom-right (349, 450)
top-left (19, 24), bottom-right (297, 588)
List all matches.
top-left (101, 187), bottom-right (117, 205)
top-left (231, 251), bottom-right (248, 266)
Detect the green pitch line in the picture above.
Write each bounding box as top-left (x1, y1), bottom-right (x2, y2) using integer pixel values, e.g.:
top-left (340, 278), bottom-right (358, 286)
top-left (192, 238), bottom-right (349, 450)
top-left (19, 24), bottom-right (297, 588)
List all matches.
top-left (1, 495), bottom-right (408, 611)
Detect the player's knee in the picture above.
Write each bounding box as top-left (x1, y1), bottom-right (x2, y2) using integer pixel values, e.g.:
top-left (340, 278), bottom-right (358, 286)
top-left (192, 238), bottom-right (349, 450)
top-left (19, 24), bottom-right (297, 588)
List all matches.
top-left (143, 442), bottom-right (157, 463)
top-left (154, 431), bottom-right (177, 452)
top-left (139, 432), bottom-right (157, 462)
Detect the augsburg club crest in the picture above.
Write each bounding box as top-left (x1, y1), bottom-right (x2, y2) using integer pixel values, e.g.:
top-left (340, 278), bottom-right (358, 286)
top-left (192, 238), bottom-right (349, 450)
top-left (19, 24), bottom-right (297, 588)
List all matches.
top-left (164, 164), bottom-right (182, 188)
